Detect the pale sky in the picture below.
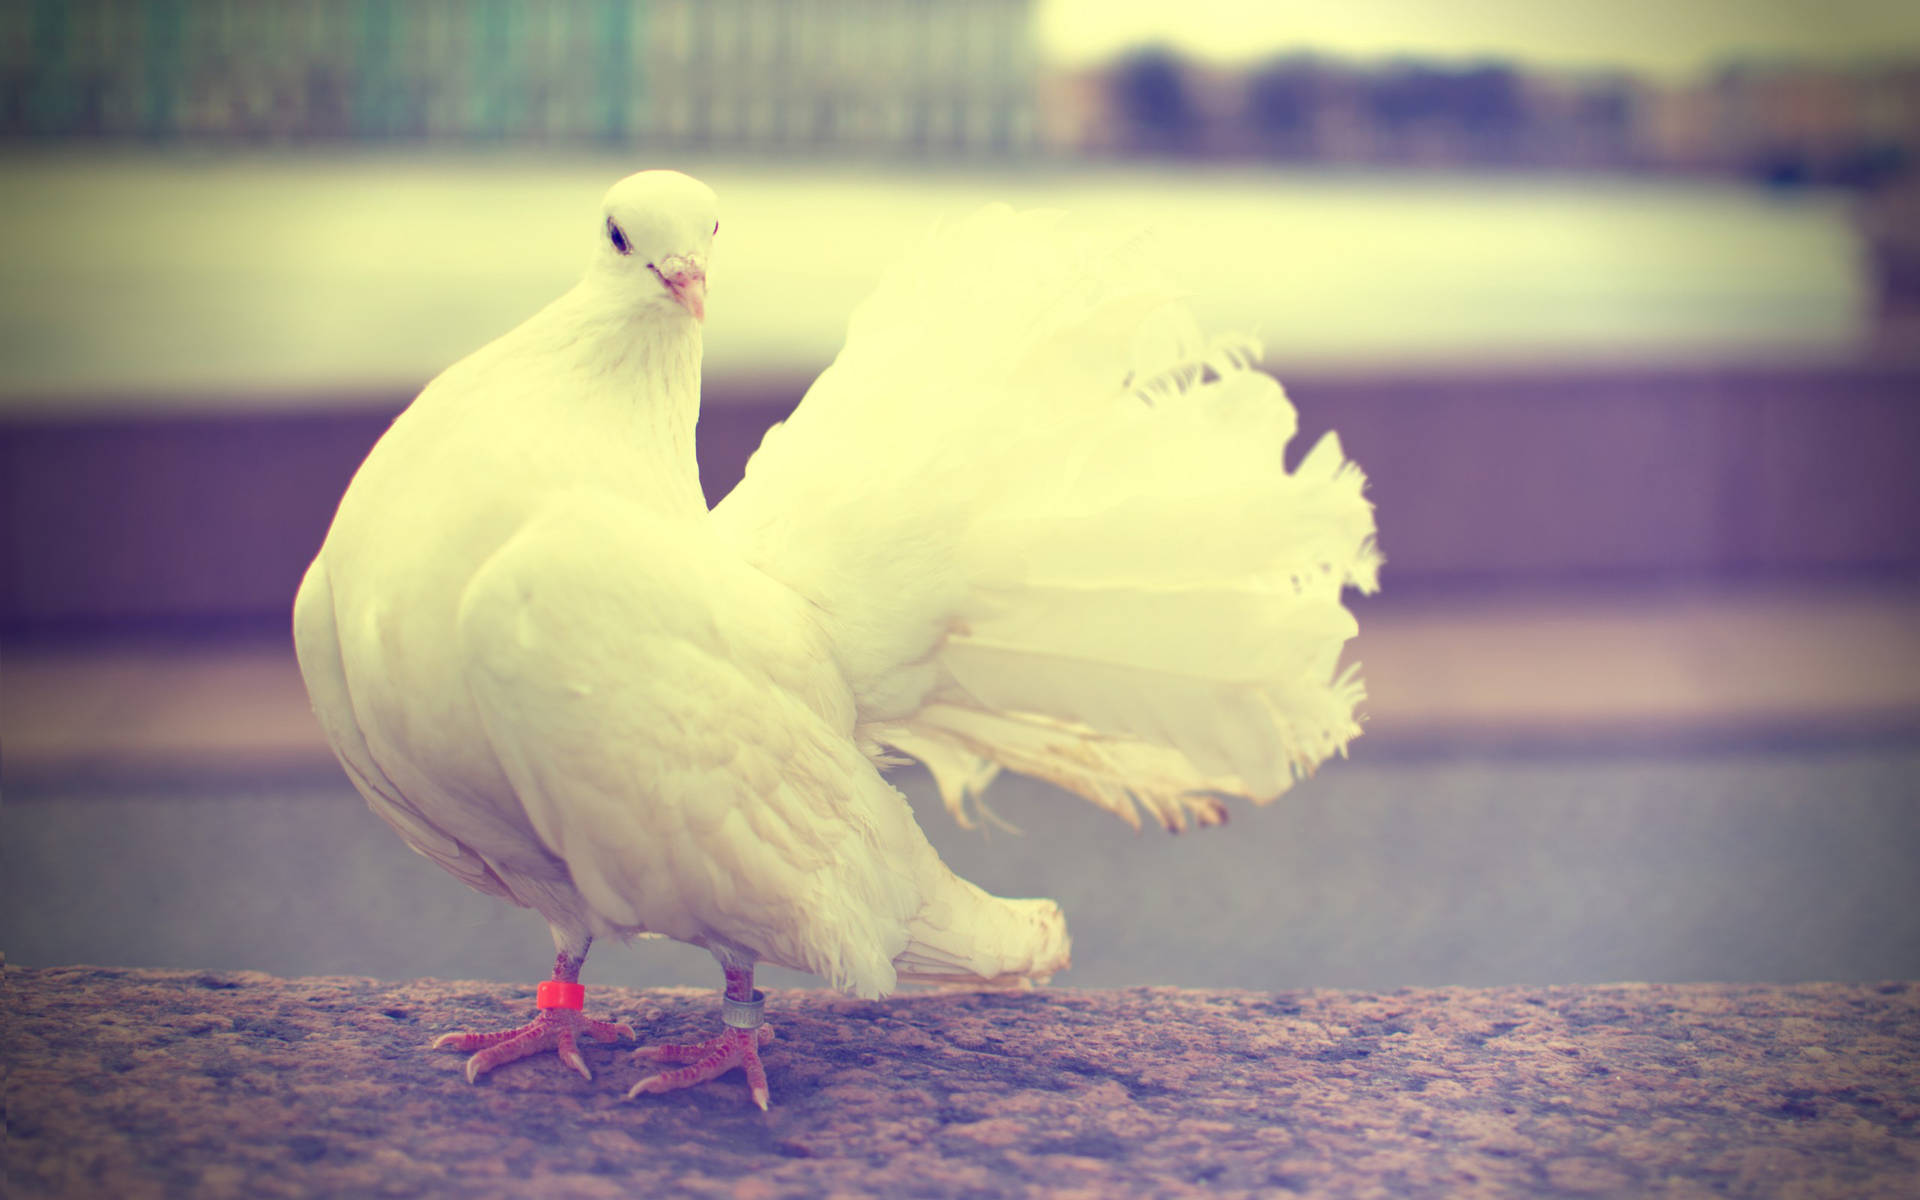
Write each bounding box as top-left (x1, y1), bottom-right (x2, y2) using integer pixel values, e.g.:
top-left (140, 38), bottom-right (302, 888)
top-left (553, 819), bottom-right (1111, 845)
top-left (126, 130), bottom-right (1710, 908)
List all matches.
top-left (1034, 0), bottom-right (1920, 78)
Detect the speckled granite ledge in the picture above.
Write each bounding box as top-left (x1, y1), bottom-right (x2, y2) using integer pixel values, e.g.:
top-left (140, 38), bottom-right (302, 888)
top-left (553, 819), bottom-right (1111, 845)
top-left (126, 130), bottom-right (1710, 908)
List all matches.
top-left (7, 966), bottom-right (1917, 1198)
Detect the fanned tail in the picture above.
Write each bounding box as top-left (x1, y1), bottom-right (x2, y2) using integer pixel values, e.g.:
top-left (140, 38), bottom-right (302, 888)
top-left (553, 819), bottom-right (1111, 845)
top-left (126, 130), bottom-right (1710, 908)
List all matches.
top-left (715, 206), bottom-right (1380, 833)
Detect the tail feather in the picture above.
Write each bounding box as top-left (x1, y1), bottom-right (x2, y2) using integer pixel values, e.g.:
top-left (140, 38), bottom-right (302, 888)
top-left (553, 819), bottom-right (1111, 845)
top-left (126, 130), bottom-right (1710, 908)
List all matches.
top-left (881, 706), bottom-right (1237, 833)
top-left (893, 871), bottom-right (1070, 988)
top-left (715, 205), bottom-right (1380, 833)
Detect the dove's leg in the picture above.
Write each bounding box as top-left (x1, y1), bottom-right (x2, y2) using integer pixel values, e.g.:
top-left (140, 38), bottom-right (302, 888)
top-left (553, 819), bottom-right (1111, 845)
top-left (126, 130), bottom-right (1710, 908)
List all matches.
top-left (434, 928), bottom-right (634, 1083)
top-left (628, 959), bottom-right (776, 1110)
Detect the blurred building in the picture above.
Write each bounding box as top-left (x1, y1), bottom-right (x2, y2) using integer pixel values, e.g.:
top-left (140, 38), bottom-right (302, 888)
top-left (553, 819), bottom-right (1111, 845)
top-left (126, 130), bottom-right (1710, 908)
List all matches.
top-left (7, 2), bottom-right (1913, 184)
top-left (0, 0), bottom-right (1039, 154)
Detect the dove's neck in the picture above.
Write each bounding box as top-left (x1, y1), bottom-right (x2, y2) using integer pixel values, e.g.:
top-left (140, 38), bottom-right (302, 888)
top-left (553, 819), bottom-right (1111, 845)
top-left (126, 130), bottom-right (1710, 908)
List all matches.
top-left (528, 283), bottom-right (707, 518)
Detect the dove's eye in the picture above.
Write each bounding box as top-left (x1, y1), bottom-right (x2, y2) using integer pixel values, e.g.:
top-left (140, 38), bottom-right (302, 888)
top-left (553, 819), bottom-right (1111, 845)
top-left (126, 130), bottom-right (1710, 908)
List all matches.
top-left (607, 218), bottom-right (631, 256)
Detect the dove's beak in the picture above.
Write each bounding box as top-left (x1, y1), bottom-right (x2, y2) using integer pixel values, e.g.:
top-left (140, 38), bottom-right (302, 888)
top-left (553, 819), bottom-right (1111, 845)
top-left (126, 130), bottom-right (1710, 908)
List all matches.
top-left (654, 258), bottom-right (707, 322)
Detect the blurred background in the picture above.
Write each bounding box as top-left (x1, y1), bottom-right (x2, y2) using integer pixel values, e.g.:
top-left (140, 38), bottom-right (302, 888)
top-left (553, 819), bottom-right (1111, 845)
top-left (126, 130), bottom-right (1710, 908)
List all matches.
top-left (3, 0), bottom-right (1917, 995)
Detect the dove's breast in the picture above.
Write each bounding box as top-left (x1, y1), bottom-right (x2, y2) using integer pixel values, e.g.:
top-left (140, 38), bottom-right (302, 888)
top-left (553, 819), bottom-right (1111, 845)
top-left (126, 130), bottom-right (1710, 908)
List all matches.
top-left (304, 367), bottom-right (715, 890)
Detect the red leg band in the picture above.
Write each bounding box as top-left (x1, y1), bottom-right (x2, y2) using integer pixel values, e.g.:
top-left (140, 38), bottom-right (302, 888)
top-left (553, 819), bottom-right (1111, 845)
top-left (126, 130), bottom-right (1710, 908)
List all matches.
top-left (536, 980), bottom-right (586, 1011)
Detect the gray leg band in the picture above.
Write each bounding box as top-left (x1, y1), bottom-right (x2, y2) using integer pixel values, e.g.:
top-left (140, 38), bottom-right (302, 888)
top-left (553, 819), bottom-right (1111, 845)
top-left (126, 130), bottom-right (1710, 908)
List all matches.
top-left (721, 989), bottom-right (766, 1030)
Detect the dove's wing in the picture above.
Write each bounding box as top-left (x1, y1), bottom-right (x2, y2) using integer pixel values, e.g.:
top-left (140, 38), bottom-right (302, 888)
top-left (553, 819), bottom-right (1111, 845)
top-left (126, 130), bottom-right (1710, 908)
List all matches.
top-left (454, 493), bottom-right (931, 997)
top-left (293, 558), bottom-right (516, 900)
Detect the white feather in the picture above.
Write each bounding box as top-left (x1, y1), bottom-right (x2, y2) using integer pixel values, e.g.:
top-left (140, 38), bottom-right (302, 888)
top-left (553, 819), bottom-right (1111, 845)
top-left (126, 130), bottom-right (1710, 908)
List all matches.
top-left (716, 206), bottom-right (1380, 832)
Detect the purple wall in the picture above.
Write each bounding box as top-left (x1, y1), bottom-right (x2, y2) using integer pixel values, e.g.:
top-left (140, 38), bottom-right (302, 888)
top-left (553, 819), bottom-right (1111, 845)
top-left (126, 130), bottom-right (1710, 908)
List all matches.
top-left (3, 363), bottom-right (1916, 632)
top-left (1294, 362), bottom-right (1920, 583)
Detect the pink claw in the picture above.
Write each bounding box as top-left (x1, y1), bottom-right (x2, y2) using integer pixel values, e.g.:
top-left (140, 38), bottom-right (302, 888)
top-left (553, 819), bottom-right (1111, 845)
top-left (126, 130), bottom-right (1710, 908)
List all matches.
top-left (628, 1024), bottom-right (777, 1110)
top-left (434, 1008), bottom-right (634, 1083)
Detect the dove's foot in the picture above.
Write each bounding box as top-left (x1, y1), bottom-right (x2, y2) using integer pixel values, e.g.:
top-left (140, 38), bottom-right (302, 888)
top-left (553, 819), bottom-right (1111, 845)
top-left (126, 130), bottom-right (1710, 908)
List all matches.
top-left (435, 1002), bottom-right (634, 1084)
top-left (628, 968), bottom-right (776, 1109)
top-left (628, 1023), bottom-right (777, 1109)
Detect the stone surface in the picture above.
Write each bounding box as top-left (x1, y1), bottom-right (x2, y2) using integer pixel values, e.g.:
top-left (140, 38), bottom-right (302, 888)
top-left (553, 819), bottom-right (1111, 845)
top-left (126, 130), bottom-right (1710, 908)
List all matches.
top-left (7, 966), bottom-right (1918, 1198)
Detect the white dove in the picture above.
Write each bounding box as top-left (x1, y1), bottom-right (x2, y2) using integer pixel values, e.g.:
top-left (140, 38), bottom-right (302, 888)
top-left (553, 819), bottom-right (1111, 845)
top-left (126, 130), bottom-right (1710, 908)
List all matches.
top-left (294, 169), bottom-right (1380, 1109)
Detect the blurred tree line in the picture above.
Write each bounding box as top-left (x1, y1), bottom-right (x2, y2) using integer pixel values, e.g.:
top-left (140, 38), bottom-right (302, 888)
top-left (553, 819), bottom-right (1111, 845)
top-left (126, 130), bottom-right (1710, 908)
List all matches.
top-left (1095, 48), bottom-right (1915, 190)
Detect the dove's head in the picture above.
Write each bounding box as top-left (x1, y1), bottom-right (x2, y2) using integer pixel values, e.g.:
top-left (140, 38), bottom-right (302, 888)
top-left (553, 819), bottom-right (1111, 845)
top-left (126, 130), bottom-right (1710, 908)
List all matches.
top-left (595, 170), bottom-right (718, 323)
